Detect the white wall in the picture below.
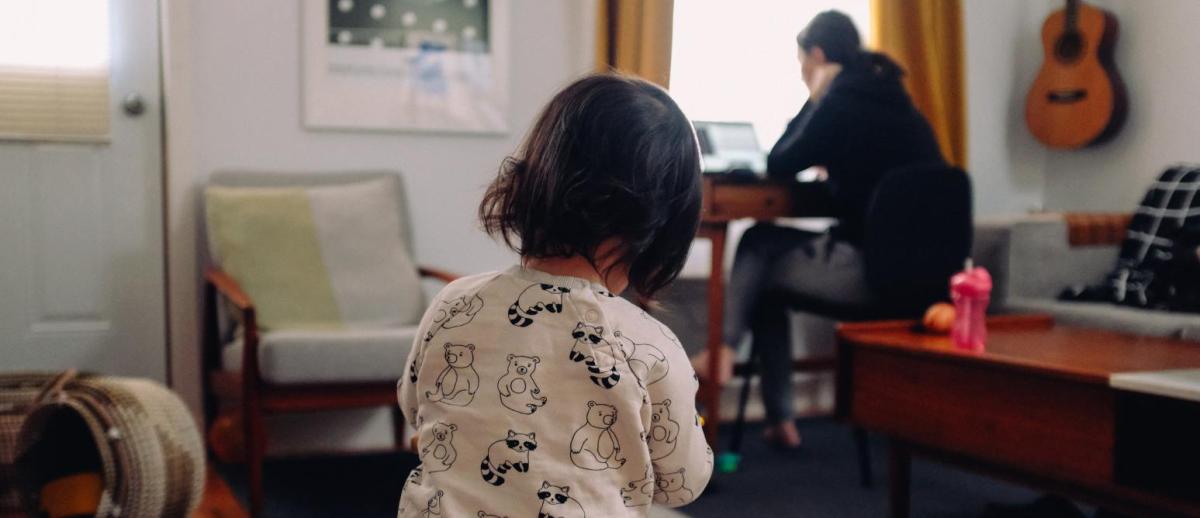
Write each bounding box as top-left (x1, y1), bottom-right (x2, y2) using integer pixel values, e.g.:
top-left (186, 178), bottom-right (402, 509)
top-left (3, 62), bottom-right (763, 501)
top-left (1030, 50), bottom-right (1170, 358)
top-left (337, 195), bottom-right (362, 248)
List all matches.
top-left (1041, 0), bottom-right (1200, 211)
top-left (964, 0), bottom-right (1051, 216)
top-left (163, 0), bottom-right (596, 451)
top-left (965, 0), bottom-right (1200, 216)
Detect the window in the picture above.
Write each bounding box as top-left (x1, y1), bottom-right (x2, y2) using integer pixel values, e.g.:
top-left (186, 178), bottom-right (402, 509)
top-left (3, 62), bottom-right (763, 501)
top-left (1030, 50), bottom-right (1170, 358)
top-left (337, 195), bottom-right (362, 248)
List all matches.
top-left (669, 0), bottom-right (870, 150)
top-left (0, 0), bottom-right (111, 142)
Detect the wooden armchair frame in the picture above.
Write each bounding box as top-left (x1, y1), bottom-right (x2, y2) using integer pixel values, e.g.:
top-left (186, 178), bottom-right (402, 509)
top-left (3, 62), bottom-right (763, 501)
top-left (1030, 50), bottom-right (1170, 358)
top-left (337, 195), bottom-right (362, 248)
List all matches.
top-left (202, 265), bottom-right (458, 517)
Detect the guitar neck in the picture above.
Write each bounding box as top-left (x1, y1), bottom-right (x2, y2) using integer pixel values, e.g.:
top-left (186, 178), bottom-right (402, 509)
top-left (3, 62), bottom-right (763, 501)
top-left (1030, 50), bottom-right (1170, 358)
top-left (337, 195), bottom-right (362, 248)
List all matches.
top-left (1064, 0), bottom-right (1080, 32)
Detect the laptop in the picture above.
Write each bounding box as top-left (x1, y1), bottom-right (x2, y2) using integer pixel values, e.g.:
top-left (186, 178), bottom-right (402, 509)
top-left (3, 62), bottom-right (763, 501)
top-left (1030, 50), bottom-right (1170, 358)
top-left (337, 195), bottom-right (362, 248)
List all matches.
top-left (693, 121), bottom-right (766, 176)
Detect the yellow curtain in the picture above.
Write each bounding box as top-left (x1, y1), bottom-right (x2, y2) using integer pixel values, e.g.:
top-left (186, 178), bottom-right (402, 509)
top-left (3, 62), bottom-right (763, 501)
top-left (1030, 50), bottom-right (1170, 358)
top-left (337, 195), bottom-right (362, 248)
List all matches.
top-left (595, 0), bottom-right (675, 88)
top-left (870, 0), bottom-right (967, 168)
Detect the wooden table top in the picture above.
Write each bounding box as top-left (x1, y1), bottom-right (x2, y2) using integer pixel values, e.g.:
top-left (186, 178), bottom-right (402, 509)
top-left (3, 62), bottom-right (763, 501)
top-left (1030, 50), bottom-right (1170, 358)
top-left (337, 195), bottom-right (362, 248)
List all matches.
top-left (838, 314), bottom-right (1200, 385)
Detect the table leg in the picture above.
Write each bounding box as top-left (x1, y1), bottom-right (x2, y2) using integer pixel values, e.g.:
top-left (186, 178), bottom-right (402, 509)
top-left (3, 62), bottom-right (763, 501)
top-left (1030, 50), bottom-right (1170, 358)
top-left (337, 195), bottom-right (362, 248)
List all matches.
top-left (889, 440), bottom-right (912, 518)
top-left (701, 223), bottom-right (727, 446)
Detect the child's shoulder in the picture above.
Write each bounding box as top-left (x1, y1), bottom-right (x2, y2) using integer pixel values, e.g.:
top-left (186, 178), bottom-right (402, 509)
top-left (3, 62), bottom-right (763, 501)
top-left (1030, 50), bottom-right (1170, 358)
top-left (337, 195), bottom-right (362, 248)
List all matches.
top-left (599, 297), bottom-right (684, 346)
top-left (427, 270), bottom-right (507, 305)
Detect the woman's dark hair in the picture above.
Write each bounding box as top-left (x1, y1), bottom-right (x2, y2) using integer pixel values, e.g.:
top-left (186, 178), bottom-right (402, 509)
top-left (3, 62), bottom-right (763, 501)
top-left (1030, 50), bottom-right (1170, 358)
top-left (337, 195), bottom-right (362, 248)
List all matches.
top-left (797, 10), bottom-right (862, 65)
top-left (479, 73), bottom-right (702, 300)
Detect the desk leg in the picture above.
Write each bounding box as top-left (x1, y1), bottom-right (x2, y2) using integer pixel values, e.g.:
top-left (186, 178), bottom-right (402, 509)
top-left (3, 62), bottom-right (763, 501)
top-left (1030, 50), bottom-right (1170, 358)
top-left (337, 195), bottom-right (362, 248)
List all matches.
top-left (700, 222), bottom-right (727, 446)
top-left (889, 440), bottom-right (911, 518)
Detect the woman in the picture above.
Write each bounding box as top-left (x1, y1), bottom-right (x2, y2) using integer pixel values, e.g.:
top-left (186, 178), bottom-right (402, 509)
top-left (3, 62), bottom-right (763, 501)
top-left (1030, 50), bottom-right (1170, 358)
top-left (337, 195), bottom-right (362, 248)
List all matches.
top-left (693, 11), bottom-right (946, 447)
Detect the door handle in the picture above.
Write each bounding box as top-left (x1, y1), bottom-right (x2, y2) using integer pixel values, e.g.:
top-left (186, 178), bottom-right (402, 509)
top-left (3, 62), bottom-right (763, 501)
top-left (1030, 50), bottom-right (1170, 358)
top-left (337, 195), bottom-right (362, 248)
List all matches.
top-left (122, 93), bottom-right (145, 117)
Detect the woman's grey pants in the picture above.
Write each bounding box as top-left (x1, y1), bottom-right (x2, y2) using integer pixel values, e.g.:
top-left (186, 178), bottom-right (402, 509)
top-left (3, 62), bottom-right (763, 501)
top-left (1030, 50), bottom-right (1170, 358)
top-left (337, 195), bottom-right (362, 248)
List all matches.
top-left (723, 223), bottom-right (873, 424)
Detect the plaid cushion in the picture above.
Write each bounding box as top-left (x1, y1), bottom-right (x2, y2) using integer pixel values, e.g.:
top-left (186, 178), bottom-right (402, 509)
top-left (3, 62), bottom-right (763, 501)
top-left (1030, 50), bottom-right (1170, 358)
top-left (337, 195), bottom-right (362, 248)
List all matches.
top-left (1066, 166), bottom-right (1200, 308)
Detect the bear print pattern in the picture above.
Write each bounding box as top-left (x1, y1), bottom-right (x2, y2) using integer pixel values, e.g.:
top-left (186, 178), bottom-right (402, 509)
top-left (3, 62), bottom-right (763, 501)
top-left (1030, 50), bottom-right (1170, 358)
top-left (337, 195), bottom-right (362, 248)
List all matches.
top-left (570, 401), bottom-right (626, 471)
top-left (537, 481), bottom-right (587, 518)
top-left (568, 323), bottom-right (621, 389)
top-left (497, 354), bottom-right (547, 414)
top-left (647, 400), bottom-right (680, 461)
top-left (397, 268), bottom-right (712, 517)
top-left (426, 343), bottom-right (479, 406)
top-left (480, 430), bottom-right (537, 486)
top-left (424, 294), bottom-right (485, 344)
top-left (613, 329), bottom-right (669, 386)
top-left (420, 489), bottom-right (444, 517)
top-left (653, 468), bottom-right (694, 507)
top-left (508, 284), bottom-right (569, 327)
top-left (421, 422), bottom-right (458, 473)
top-left (620, 465), bottom-right (655, 507)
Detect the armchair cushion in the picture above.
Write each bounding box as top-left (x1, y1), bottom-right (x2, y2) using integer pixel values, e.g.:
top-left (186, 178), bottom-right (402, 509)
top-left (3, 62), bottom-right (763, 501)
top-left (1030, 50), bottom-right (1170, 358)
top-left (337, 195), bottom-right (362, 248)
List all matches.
top-left (205, 177), bottom-right (424, 330)
top-left (223, 327), bottom-right (420, 384)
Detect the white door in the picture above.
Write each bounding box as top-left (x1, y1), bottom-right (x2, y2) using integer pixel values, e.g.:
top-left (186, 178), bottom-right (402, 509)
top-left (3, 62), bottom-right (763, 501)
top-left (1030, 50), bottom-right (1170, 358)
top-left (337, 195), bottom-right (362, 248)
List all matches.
top-left (0, 0), bottom-right (166, 380)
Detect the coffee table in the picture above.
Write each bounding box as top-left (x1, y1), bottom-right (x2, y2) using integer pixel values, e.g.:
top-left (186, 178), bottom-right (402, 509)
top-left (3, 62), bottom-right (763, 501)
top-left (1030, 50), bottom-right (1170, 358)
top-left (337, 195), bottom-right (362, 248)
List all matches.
top-left (836, 314), bottom-right (1200, 517)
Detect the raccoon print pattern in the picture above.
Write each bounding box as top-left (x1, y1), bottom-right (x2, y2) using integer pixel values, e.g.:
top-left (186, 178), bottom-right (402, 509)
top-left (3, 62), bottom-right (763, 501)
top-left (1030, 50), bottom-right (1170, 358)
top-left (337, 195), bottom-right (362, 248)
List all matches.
top-left (508, 284), bottom-right (569, 327)
top-left (480, 430), bottom-right (537, 486)
top-left (424, 293), bottom-right (484, 344)
top-left (477, 512), bottom-right (507, 518)
top-left (568, 323), bottom-right (621, 389)
top-left (537, 481), bottom-right (586, 518)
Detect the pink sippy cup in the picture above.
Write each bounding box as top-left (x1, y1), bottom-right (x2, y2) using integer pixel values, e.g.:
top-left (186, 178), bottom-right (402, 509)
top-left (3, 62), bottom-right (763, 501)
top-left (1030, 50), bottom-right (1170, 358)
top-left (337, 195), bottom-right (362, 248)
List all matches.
top-left (950, 259), bottom-right (992, 351)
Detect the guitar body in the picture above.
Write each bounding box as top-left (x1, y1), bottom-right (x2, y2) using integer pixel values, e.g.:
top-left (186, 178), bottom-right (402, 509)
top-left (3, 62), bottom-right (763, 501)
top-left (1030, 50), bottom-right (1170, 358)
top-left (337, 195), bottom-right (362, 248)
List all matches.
top-left (1025, 1), bottom-right (1127, 149)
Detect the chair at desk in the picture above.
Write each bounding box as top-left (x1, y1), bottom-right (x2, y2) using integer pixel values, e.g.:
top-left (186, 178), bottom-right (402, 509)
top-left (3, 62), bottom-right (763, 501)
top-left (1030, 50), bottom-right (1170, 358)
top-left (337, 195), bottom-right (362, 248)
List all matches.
top-left (728, 162), bottom-right (973, 484)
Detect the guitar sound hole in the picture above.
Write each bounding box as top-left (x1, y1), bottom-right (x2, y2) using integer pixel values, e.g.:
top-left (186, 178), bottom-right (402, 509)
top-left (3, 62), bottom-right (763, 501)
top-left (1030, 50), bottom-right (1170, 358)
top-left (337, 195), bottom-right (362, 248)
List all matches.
top-left (1047, 89), bottom-right (1087, 103)
top-left (1054, 32), bottom-right (1084, 63)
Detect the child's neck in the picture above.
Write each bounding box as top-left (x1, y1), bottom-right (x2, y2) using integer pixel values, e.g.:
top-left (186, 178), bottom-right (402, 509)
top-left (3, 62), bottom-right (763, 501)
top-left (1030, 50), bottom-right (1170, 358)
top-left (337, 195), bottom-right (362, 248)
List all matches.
top-left (524, 242), bottom-right (628, 294)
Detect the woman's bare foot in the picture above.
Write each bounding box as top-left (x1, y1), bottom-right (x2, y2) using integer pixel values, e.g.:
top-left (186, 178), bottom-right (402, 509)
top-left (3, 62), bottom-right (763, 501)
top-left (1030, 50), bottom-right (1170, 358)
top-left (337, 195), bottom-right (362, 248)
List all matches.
top-left (764, 420), bottom-right (803, 449)
top-left (690, 345), bottom-right (736, 386)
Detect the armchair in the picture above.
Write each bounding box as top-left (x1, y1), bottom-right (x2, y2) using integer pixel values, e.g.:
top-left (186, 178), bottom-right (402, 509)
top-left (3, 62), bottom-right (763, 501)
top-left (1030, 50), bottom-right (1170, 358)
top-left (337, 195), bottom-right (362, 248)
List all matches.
top-left (201, 171), bottom-right (455, 517)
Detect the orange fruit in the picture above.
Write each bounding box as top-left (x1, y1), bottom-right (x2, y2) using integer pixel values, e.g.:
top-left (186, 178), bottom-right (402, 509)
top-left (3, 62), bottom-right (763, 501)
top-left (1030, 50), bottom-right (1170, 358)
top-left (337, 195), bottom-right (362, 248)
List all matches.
top-left (922, 303), bottom-right (956, 334)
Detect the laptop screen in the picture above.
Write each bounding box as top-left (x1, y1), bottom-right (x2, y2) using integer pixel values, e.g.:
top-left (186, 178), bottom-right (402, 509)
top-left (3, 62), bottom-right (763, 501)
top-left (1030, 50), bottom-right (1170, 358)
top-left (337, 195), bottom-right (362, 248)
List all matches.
top-left (693, 121), bottom-right (766, 174)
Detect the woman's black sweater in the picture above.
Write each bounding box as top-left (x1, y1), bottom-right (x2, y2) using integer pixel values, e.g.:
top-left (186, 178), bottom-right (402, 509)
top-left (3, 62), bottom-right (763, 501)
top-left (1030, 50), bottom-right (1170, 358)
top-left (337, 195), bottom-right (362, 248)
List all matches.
top-left (767, 53), bottom-right (946, 244)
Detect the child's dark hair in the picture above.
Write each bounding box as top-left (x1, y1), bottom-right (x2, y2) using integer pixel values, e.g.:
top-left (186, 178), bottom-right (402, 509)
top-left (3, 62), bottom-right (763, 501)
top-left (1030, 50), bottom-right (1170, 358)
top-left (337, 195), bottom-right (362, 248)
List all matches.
top-left (479, 73), bottom-right (702, 299)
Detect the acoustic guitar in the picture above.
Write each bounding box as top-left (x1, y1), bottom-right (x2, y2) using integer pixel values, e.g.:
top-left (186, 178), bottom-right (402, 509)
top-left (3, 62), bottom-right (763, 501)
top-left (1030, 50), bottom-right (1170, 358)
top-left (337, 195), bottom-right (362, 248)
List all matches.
top-left (1025, 0), bottom-right (1127, 149)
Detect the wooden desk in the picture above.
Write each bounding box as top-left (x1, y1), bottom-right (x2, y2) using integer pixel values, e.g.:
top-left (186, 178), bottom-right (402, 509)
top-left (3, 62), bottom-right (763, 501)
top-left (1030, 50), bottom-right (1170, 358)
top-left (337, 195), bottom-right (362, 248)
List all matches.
top-left (696, 176), bottom-right (833, 444)
top-left (837, 315), bottom-right (1200, 517)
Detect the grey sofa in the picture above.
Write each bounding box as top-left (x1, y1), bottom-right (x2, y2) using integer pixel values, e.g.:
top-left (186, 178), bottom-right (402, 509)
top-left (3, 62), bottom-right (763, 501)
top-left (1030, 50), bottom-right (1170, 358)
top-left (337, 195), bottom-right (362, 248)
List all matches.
top-left (981, 213), bottom-right (1200, 340)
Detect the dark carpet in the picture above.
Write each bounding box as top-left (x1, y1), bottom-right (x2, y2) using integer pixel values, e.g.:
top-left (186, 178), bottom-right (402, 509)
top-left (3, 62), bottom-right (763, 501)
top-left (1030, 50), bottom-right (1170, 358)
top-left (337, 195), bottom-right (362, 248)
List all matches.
top-left (216, 418), bottom-right (1073, 517)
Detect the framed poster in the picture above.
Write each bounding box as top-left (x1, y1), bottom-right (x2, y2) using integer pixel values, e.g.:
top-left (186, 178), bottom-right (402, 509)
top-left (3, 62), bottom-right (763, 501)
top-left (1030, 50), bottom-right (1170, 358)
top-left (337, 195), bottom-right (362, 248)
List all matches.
top-left (302, 0), bottom-right (509, 134)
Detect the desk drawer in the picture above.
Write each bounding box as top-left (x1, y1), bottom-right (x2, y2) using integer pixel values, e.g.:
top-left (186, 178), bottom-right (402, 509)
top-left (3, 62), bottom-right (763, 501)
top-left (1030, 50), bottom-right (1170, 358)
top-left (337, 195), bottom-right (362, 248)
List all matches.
top-left (851, 349), bottom-right (1114, 485)
top-left (704, 183), bottom-right (792, 221)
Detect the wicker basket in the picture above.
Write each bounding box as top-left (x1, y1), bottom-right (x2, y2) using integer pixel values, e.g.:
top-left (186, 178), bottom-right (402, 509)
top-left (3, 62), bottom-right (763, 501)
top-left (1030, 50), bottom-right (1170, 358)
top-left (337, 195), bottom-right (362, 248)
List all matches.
top-left (3, 371), bottom-right (204, 518)
top-left (1, 373), bottom-right (52, 517)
